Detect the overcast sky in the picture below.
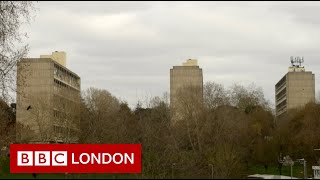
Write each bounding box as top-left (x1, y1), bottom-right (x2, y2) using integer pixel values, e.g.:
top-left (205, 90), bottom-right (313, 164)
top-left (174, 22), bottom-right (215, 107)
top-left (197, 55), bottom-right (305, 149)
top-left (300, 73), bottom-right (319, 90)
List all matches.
top-left (23, 1), bottom-right (320, 108)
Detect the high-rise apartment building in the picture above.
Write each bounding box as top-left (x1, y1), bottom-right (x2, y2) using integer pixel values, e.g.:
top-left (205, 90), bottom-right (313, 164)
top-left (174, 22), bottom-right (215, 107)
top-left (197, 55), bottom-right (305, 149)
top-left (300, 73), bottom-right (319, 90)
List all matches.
top-left (170, 59), bottom-right (203, 122)
top-left (16, 51), bottom-right (81, 143)
top-left (275, 60), bottom-right (315, 118)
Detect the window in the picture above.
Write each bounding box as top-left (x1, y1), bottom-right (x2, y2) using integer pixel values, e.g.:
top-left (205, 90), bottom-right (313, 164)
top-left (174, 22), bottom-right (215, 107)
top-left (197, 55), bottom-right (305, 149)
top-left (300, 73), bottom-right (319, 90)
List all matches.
top-left (54, 125), bottom-right (63, 134)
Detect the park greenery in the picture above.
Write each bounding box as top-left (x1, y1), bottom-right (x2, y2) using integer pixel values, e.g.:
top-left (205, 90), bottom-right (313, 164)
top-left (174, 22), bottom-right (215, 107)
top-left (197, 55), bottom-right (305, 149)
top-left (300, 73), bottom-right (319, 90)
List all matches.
top-left (2, 83), bottom-right (320, 179)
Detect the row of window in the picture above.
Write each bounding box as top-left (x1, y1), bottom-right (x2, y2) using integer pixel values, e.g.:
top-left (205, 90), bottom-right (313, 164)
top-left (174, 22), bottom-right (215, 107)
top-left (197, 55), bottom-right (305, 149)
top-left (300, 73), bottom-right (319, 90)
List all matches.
top-left (275, 75), bottom-right (286, 90)
top-left (276, 87), bottom-right (286, 101)
top-left (53, 108), bottom-right (80, 121)
top-left (54, 64), bottom-right (80, 88)
top-left (53, 125), bottom-right (64, 134)
top-left (53, 94), bottom-right (79, 108)
top-left (54, 64), bottom-right (78, 79)
top-left (53, 125), bottom-right (79, 136)
top-left (54, 78), bottom-right (80, 94)
top-left (276, 105), bottom-right (287, 115)
top-left (53, 109), bottom-right (67, 119)
top-left (276, 99), bottom-right (287, 110)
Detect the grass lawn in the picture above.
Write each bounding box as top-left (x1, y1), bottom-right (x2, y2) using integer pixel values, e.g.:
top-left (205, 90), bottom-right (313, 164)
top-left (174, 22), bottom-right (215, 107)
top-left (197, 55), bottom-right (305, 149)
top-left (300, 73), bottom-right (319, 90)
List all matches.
top-left (247, 164), bottom-right (306, 178)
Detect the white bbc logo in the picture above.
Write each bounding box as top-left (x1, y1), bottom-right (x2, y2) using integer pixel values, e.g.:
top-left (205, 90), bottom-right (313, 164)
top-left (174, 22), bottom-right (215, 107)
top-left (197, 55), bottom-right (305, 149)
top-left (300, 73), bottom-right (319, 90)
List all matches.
top-left (17, 151), bottom-right (67, 166)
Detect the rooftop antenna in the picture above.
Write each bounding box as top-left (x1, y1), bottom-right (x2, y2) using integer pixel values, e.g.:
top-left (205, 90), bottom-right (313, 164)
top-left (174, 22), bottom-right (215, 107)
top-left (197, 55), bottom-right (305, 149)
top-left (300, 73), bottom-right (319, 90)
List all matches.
top-left (290, 56), bottom-right (304, 68)
top-left (301, 56), bottom-right (304, 67)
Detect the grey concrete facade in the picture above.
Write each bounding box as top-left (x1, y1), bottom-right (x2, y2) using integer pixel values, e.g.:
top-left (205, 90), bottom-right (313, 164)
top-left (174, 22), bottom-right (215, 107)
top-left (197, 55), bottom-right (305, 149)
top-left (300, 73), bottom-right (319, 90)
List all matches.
top-left (16, 53), bottom-right (81, 143)
top-left (170, 59), bottom-right (203, 122)
top-left (275, 66), bottom-right (315, 118)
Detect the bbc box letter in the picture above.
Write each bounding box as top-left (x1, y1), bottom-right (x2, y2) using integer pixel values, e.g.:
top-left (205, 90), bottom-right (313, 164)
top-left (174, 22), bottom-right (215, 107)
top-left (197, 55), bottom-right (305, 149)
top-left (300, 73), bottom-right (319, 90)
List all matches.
top-left (17, 151), bottom-right (33, 166)
top-left (52, 151), bottom-right (67, 166)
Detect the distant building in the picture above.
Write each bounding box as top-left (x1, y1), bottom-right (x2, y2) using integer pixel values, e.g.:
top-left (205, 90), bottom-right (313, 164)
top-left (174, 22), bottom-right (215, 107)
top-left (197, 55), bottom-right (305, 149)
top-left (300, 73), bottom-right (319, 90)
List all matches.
top-left (275, 58), bottom-right (315, 118)
top-left (170, 59), bottom-right (203, 122)
top-left (16, 51), bottom-right (81, 143)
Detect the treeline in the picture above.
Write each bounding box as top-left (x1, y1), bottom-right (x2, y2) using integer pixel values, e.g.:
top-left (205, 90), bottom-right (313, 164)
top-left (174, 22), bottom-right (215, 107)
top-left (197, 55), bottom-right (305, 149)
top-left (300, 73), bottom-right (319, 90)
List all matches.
top-left (78, 83), bottom-right (268, 178)
top-left (1, 82), bottom-right (320, 178)
top-left (77, 82), bottom-right (320, 179)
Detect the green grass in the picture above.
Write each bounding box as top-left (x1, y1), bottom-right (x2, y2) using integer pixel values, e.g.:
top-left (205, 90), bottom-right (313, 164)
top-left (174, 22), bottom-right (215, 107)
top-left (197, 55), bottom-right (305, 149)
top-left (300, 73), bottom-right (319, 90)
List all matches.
top-left (248, 164), bottom-right (305, 178)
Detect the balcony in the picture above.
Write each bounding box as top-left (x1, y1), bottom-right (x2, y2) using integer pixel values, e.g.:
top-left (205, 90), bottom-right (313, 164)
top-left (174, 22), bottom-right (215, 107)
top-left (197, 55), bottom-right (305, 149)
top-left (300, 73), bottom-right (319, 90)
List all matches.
top-left (276, 107), bottom-right (287, 117)
top-left (276, 83), bottom-right (286, 94)
top-left (276, 93), bottom-right (286, 103)
top-left (276, 96), bottom-right (287, 106)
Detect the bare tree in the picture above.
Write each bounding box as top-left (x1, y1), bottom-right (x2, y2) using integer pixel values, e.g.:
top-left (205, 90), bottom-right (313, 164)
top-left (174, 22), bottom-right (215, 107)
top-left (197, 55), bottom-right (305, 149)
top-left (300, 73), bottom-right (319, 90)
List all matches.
top-left (53, 93), bottom-right (80, 144)
top-left (202, 105), bottom-right (249, 178)
top-left (204, 81), bottom-right (230, 110)
top-left (80, 87), bottom-right (121, 143)
top-left (229, 83), bottom-right (270, 113)
top-left (0, 1), bottom-right (36, 102)
top-left (134, 93), bottom-right (174, 178)
top-left (173, 85), bottom-right (203, 153)
top-left (0, 99), bottom-right (15, 147)
top-left (17, 94), bottom-right (53, 143)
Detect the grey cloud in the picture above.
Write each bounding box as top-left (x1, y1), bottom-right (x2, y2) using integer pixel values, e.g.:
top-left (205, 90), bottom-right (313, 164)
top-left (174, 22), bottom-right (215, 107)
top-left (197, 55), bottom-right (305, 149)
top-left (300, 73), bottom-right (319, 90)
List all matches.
top-left (39, 1), bottom-right (155, 15)
top-left (24, 1), bottom-right (320, 108)
top-left (269, 2), bottom-right (320, 26)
